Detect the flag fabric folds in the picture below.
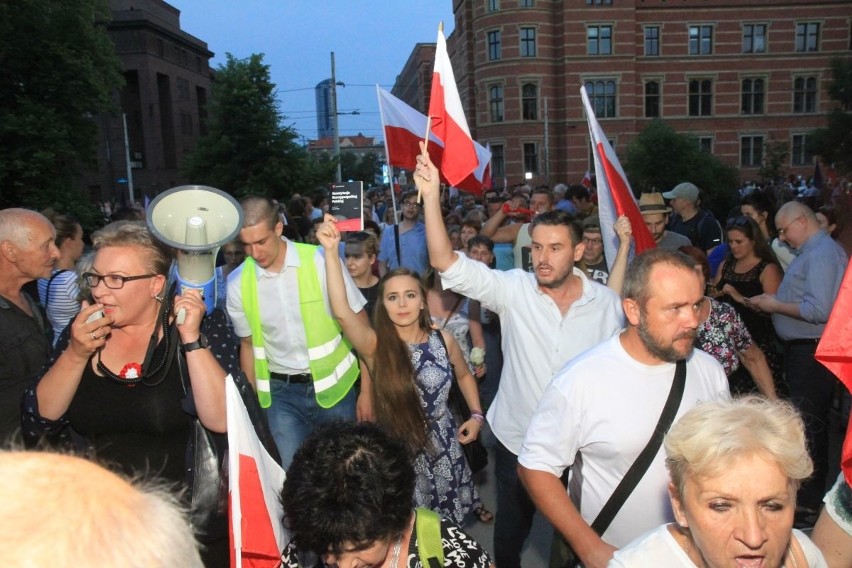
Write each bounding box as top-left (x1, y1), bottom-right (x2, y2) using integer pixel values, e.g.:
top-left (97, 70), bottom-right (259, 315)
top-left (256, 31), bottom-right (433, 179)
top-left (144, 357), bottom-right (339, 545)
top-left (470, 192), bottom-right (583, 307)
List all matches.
top-left (815, 262), bottom-right (852, 486)
top-left (427, 27), bottom-right (478, 187)
top-left (580, 86), bottom-right (656, 271)
top-left (227, 376), bottom-right (288, 568)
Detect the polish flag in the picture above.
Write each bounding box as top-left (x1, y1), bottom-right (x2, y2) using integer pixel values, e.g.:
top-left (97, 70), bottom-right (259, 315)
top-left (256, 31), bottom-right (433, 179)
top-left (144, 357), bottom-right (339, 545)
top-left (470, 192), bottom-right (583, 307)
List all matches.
top-left (581, 171), bottom-right (592, 189)
top-left (427, 27), bottom-right (478, 187)
top-left (227, 376), bottom-right (288, 568)
top-left (580, 86), bottom-right (656, 271)
top-left (815, 262), bottom-right (852, 486)
top-left (377, 86), bottom-right (490, 194)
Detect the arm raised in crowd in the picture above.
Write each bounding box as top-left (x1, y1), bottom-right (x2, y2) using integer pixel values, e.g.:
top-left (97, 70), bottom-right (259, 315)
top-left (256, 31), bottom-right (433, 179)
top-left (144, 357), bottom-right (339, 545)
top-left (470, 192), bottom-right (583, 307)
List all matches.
top-left (606, 216), bottom-right (632, 296)
top-left (479, 204), bottom-right (522, 244)
top-left (414, 144), bottom-right (457, 273)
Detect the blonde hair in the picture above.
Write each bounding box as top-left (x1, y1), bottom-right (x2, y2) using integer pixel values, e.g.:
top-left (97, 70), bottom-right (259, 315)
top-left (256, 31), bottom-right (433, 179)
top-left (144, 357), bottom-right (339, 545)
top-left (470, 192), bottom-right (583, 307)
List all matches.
top-left (665, 396), bottom-right (813, 498)
top-left (91, 221), bottom-right (172, 276)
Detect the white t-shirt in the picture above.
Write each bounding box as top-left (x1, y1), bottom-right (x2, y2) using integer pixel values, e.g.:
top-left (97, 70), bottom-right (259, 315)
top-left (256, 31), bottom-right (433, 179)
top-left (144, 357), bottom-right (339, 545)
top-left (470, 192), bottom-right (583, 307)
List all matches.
top-left (226, 238), bottom-right (366, 374)
top-left (518, 334), bottom-right (730, 548)
top-left (439, 252), bottom-right (624, 454)
top-left (610, 525), bottom-right (827, 567)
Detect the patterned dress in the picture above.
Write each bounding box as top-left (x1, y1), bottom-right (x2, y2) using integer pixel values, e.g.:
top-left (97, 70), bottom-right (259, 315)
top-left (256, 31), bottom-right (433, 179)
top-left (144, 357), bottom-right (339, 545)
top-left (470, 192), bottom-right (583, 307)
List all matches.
top-left (409, 330), bottom-right (480, 524)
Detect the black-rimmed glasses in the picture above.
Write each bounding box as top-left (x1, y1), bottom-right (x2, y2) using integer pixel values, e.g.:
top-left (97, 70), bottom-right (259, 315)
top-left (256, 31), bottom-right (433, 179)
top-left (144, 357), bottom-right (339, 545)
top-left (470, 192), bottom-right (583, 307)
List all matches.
top-left (82, 272), bottom-right (158, 289)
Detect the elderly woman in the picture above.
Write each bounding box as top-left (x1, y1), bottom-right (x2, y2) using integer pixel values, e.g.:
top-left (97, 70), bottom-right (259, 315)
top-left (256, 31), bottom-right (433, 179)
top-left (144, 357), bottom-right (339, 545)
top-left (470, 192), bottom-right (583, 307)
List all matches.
top-left (22, 220), bottom-right (245, 567)
top-left (611, 397), bottom-right (826, 567)
top-left (281, 421), bottom-right (494, 568)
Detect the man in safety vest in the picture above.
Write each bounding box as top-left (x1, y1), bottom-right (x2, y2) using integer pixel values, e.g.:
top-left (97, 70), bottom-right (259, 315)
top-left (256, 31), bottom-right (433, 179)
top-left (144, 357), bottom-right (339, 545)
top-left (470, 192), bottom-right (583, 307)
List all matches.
top-left (227, 196), bottom-right (370, 469)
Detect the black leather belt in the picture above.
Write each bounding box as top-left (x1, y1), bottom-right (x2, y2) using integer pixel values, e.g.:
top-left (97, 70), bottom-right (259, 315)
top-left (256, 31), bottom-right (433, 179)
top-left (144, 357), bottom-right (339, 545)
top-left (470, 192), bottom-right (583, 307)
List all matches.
top-left (270, 372), bottom-right (312, 384)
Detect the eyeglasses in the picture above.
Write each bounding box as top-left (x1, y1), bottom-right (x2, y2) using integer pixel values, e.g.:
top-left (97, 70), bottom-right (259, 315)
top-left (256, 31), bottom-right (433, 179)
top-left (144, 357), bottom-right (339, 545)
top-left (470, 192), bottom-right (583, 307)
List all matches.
top-left (82, 272), bottom-right (158, 289)
top-left (777, 215), bottom-right (803, 237)
top-left (402, 202), bottom-right (419, 208)
top-left (583, 236), bottom-right (603, 245)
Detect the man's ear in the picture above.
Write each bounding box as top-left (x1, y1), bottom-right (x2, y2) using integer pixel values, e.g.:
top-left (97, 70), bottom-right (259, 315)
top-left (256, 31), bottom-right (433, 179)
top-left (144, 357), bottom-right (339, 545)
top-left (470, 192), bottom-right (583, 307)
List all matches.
top-left (0, 240), bottom-right (16, 263)
top-left (623, 296), bottom-right (641, 326)
top-left (573, 242), bottom-right (585, 262)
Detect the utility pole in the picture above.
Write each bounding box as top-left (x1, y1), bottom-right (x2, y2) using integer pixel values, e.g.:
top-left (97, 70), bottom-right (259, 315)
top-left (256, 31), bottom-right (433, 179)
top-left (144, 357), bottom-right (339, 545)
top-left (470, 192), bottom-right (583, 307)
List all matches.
top-left (330, 52), bottom-right (342, 183)
top-left (122, 113), bottom-right (135, 205)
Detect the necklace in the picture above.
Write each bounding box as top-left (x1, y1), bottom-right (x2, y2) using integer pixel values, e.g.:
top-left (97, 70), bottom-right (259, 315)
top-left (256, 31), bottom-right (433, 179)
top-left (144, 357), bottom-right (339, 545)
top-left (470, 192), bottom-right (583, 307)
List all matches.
top-left (389, 533), bottom-right (402, 568)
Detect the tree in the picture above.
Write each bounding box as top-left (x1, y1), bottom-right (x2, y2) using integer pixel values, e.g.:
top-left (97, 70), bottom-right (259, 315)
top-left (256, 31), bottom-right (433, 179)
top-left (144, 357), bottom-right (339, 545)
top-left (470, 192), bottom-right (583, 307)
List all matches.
top-left (340, 152), bottom-right (382, 186)
top-left (758, 138), bottom-right (789, 184)
top-left (0, 0), bottom-right (124, 216)
top-left (810, 56), bottom-right (852, 175)
top-left (623, 119), bottom-right (741, 219)
top-left (183, 53), bottom-right (334, 198)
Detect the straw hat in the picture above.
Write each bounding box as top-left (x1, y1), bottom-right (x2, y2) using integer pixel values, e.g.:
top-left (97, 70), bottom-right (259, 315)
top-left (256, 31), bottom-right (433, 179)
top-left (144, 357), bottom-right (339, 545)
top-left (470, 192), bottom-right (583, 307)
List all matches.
top-left (638, 192), bottom-right (671, 215)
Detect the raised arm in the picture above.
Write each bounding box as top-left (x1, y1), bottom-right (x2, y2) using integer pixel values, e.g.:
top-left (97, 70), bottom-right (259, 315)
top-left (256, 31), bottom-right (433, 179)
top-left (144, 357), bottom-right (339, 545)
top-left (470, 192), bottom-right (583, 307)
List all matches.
top-left (606, 216), bottom-right (632, 296)
top-left (414, 145), bottom-right (458, 273)
top-left (480, 205), bottom-right (522, 244)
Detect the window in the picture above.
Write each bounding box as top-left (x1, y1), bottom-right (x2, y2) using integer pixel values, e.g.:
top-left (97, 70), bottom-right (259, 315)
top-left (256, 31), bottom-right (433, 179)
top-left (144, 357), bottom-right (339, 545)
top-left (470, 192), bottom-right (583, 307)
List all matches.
top-left (584, 80), bottom-right (617, 118)
top-left (487, 30), bottom-right (501, 60)
top-left (795, 22), bottom-right (819, 52)
top-left (689, 25), bottom-right (713, 55)
top-left (522, 83), bottom-right (538, 120)
top-left (791, 134), bottom-right (813, 166)
top-left (586, 0), bottom-right (613, 4)
top-left (520, 27), bottom-right (537, 57)
top-left (793, 76), bottom-right (817, 113)
top-left (742, 24), bottom-right (766, 53)
top-left (688, 79), bottom-right (713, 116)
top-left (491, 144), bottom-right (505, 178)
top-left (741, 78), bottom-right (765, 115)
top-left (588, 25), bottom-right (613, 55)
top-left (697, 137), bottom-right (713, 154)
top-left (179, 113), bottom-right (193, 136)
top-left (741, 136), bottom-right (764, 167)
top-left (520, 0), bottom-right (534, 6)
top-left (523, 143), bottom-right (539, 174)
top-left (487, 0), bottom-right (499, 11)
top-left (645, 26), bottom-right (660, 56)
top-left (644, 81), bottom-right (660, 117)
top-left (177, 77), bottom-right (190, 101)
top-left (490, 85), bottom-right (504, 122)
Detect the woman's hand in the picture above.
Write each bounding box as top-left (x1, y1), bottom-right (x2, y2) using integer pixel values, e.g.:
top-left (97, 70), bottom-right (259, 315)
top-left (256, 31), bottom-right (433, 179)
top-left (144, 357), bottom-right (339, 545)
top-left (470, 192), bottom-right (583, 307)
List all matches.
top-left (458, 417), bottom-right (483, 444)
top-left (720, 283), bottom-right (745, 304)
top-left (316, 214), bottom-right (341, 252)
top-left (174, 289), bottom-right (206, 343)
top-left (70, 302), bottom-right (114, 360)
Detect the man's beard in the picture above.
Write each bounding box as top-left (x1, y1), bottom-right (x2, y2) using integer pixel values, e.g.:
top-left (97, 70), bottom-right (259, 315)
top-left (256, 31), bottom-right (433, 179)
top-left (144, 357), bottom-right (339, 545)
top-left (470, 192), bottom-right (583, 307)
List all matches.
top-left (637, 310), bottom-right (697, 363)
top-left (535, 262), bottom-right (573, 289)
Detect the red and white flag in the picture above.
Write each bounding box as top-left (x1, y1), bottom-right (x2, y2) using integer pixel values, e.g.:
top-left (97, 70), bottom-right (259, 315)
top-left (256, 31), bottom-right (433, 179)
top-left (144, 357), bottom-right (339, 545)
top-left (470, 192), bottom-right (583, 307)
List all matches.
top-left (580, 86), bottom-right (656, 270)
top-left (815, 261), bottom-right (852, 486)
top-left (581, 170), bottom-right (592, 189)
top-left (427, 27), bottom-right (478, 187)
top-left (377, 86), bottom-right (490, 194)
top-left (227, 376), bottom-right (288, 568)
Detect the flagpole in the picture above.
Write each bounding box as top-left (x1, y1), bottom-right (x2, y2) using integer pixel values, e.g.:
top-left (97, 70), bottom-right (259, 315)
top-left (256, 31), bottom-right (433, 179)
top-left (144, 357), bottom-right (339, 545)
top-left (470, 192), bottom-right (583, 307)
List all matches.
top-left (419, 21), bottom-right (443, 203)
top-left (376, 85), bottom-right (400, 222)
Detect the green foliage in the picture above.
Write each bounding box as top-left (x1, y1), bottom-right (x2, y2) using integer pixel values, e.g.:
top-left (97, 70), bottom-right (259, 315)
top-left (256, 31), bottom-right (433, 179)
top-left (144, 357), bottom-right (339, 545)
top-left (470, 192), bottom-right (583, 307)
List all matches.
top-left (341, 152), bottom-right (382, 186)
top-left (0, 0), bottom-right (124, 210)
top-left (183, 53), bottom-right (335, 198)
top-left (810, 56), bottom-right (852, 175)
top-left (623, 119), bottom-right (741, 218)
top-left (758, 139), bottom-right (790, 184)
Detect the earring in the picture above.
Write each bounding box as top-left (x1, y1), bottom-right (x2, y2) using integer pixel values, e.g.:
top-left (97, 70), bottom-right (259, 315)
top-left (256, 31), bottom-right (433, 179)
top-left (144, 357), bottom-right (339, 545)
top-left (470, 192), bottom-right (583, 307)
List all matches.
top-left (153, 293), bottom-right (164, 303)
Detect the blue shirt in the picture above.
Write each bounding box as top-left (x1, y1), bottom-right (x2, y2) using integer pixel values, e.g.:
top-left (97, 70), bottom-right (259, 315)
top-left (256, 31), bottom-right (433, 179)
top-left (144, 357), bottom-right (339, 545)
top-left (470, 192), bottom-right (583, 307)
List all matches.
top-left (377, 221), bottom-right (430, 276)
top-left (773, 231), bottom-right (848, 340)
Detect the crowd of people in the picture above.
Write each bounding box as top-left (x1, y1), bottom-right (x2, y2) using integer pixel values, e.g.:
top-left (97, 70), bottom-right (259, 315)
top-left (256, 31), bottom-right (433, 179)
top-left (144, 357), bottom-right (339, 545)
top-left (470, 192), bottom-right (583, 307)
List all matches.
top-left (0, 161), bottom-right (850, 567)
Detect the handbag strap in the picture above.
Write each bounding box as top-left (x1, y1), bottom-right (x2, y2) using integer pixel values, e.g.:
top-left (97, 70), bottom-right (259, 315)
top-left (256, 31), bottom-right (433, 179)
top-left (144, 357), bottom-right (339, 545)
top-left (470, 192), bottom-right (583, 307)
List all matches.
top-left (439, 295), bottom-right (464, 330)
top-left (43, 269), bottom-right (68, 307)
top-left (394, 224), bottom-right (402, 267)
top-left (590, 359), bottom-right (686, 536)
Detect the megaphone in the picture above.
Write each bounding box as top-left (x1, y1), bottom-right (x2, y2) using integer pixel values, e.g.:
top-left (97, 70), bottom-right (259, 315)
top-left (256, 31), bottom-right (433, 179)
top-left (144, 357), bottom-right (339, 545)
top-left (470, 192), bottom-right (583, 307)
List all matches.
top-left (146, 185), bottom-right (243, 317)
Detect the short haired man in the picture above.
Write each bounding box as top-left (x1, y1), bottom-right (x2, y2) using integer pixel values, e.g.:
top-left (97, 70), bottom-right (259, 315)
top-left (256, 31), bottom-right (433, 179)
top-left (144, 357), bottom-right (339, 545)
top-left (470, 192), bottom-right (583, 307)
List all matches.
top-left (662, 182), bottom-right (723, 253)
top-left (414, 149), bottom-right (624, 568)
top-left (519, 249), bottom-right (729, 568)
top-left (748, 201), bottom-right (848, 518)
top-left (227, 196), bottom-right (369, 469)
top-left (566, 184), bottom-right (597, 219)
top-left (553, 183), bottom-right (579, 215)
top-left (638, 192), bottom-right (691, 250)
top-left (377, 190), bottom-right (429, 276)
top-left (480, 187), bottom-right (555, 271)
top-left (580, 215), bottom-right (609, 284)
top-left (0, 208), bottom-right (59, 442)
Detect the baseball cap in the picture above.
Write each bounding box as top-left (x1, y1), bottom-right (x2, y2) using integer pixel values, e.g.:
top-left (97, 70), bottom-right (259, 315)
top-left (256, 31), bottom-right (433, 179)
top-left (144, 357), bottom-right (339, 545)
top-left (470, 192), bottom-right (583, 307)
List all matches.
top-left (662, 182), bottom-right (700, 202)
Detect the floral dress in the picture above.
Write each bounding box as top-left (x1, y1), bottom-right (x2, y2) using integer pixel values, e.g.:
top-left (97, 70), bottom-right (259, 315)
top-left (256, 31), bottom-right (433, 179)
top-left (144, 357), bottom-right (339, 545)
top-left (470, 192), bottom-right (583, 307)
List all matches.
top-left (409, 330), bottom-right (480, 524)
top-left (696, 297), bottom-right (754, 393)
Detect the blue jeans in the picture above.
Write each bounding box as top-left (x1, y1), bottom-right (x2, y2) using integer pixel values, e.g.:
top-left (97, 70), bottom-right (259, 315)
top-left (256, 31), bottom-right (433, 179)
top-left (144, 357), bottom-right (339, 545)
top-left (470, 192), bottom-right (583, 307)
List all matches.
top-left (267, 379), bottom-right (357, 470)
top-left (494, 440), bottom-right (537, 568)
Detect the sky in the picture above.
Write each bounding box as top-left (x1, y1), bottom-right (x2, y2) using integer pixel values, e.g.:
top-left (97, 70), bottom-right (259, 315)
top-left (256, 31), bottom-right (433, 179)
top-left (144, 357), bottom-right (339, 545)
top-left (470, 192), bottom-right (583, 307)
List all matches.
top-left (169, 1), bottom-right (454, 144)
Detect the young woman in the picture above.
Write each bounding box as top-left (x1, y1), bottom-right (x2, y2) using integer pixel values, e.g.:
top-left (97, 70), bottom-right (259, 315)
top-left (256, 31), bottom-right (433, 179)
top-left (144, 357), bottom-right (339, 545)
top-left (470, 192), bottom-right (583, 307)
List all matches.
top-left (344, 232), bottom-right (380, 317)
top-left (317, 216), bottom-right (486, 525)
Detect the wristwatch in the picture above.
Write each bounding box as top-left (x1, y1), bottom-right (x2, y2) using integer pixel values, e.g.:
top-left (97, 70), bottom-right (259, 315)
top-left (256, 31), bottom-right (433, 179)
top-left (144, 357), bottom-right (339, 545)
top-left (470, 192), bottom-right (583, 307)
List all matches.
top-left (181, 333), bottom-right (210, 353)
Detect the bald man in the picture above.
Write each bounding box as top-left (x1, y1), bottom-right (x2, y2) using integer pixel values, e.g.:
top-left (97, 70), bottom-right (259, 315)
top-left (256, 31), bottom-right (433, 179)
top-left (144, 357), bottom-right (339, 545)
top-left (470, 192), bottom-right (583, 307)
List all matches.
top-left (0, 209), bottom-right (60, 442)
top-left (0, 450), bottom-right (203, 566)
top-left (749, 201), bottom-right (848, 520)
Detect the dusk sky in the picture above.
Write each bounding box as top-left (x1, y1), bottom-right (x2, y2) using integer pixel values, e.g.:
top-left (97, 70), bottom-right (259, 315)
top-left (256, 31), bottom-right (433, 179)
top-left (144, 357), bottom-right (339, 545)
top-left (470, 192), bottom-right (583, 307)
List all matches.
top-left (169, 1), bottom-right (454, 144)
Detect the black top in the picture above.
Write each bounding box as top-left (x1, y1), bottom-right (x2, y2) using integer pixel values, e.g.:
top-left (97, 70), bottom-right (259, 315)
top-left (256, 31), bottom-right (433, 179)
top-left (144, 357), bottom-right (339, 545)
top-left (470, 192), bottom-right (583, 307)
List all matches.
top-left (359, 282), bottom-right (379, 321)
top-left (668, 209), bottom-right (723, 251)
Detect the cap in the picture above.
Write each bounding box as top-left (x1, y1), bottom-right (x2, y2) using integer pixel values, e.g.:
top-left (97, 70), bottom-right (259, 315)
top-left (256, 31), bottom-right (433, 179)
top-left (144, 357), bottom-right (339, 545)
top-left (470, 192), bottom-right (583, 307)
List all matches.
top-left (582, 214), bottom-right (601, 231)
top-left (662, 182), bottom-right (700, 202)
top-left (638, 193), bottom-right (671, 215)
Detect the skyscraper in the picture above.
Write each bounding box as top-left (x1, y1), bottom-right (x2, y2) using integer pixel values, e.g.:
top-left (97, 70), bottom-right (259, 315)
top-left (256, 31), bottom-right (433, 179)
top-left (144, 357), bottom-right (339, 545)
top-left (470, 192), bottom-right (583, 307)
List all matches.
top-left (315, 78), bottom-right (334, 139)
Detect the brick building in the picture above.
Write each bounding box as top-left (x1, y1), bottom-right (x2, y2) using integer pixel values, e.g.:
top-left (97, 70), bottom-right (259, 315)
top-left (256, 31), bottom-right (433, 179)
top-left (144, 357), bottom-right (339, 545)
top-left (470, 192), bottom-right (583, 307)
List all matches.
top-left (441, 0), bottom-right (850, 188)
top-left (82, 0), bottom-right (213, 205)
top-left (392, 43), bottom-right (438, 114)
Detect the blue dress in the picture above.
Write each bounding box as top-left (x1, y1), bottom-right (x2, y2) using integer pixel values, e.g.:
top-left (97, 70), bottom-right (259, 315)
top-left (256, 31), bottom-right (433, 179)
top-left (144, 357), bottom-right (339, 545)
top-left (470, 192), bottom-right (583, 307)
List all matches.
top-left (409, 330), bottom-right (480, 524)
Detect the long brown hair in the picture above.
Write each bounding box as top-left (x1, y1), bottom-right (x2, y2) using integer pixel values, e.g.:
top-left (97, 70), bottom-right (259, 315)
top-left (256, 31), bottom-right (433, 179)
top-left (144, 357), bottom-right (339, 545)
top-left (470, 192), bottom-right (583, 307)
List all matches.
top-left (371, 269), bottom-right (432, 454)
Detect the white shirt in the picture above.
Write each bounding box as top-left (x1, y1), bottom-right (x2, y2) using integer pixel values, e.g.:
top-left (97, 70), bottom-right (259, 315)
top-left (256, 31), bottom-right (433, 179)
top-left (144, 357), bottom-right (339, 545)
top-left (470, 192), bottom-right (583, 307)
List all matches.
top-left (519, 335), bottom-right (730, 548)
top-left (226, 237), bottom-right (365, 374)
top-left (438, 251), bottom-right (624, 454)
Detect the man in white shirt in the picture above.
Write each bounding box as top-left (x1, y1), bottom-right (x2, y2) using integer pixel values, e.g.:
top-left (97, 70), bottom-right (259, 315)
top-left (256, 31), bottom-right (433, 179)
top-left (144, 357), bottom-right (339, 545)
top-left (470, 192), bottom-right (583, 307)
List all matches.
top-left (518, 248), bottom-right (730, 568)
top-left (414, 149), bottom-right (624, 568)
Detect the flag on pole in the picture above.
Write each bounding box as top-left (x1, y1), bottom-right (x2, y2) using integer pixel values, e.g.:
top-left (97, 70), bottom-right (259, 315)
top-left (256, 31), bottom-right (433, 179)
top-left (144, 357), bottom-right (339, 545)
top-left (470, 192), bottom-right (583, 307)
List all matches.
top-left (227, 376), bottom-right (288, 568)
top-left (427, 26), bottom-right (478, 187)
top-left (581, 171), bottom-right (592, 189)
top-left (377, 87), bottom-right (491, 194)
top-left (580, 86), bottom-right (656, 271)
top-left (815, 262), bottom-right (852, 486)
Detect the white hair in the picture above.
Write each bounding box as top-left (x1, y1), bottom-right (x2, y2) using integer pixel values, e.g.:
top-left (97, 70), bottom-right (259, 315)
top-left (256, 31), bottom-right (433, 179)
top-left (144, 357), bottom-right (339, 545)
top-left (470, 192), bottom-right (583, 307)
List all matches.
top-left (0, 208), bottom-right (50, 247)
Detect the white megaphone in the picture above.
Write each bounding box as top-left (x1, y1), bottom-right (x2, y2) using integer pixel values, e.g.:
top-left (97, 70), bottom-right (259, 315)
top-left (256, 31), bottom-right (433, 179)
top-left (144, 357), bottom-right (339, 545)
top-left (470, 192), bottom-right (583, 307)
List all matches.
top-left (146, 185), bottom-right (243, 318)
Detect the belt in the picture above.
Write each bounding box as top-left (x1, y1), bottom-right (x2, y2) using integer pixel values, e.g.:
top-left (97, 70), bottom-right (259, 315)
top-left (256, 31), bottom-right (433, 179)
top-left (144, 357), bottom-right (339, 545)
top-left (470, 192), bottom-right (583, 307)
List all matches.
top-left (783, 338), bottom-right (820, 347)
top-left (269, 372), bottom-right (312, 384)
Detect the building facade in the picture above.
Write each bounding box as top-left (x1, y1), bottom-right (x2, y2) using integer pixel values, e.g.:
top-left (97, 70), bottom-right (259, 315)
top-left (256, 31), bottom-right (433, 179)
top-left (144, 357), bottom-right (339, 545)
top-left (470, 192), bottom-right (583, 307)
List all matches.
top-left (82, 0), bottom-right (213, 206)
top-left (315, 78), bottom-right (334, 139)
top-left (392, 43), bottom-right (437, 114)
top-left (447, 0), bottom-right (850, 188)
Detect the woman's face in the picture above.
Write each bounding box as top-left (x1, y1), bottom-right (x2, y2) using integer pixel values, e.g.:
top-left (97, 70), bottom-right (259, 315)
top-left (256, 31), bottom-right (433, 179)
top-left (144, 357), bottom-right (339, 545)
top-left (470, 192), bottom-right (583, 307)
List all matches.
top-left (90, 246), bottom-right (164, 325)
top-left (382, 275), bottom-right (424, 328)
top-left (62, 224), bottom-right (85, 262)
top-left (344, 243), bottom-right (375, 280)
top-left (322, 537), bottom-right (393, 568)
top-left (449, 230), bottom-right (462, 250)
top-left (460, 225), bottom-right (478, 247)
top-left (727, 228), bottom-right (755, 261)
top-left (815, 212), bottom-right (836, 235)
top-left (223, 243), bottom-right (245, 268)
top-left (741, 205), bottom-right (767, 228)
top-left (671, 453), bottom-right (795, 568)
